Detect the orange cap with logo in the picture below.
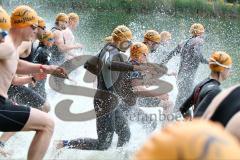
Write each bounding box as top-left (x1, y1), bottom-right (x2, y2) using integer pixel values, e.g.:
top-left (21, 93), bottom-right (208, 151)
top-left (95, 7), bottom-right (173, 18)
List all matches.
top-left (11, 5), bottom-right (38, 28)
top-left (0, 7), bottom-right (11, 30)
top-left (134, 120), bottom-right (240, 160)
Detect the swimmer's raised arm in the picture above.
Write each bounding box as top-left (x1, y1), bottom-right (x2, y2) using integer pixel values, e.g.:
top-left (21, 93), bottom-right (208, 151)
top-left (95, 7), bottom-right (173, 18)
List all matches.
top-left (12, 74), bottom-right (47, 86)
top-left (54, 30), bottom-right (82, 52)
top-left (17, 59), bottom-right (67, 77)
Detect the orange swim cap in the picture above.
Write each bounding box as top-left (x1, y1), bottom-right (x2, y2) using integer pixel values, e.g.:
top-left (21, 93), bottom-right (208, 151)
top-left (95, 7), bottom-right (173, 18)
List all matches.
top-left (11, 5), bottom-right (38, 28)
top-left (134, 120), bottom-right (240, 160)
top-left (130, 42), bottom-right (149, 60)
top-left (209, 51), bottom-right (232, 72)
top-left (0, 7), bottom-right (11, 30)
top-left (144, 30), bottom-right (161, 43)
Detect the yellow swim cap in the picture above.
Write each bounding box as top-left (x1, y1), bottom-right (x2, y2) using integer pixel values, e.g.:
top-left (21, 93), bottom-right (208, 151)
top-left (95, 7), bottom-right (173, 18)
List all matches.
top-left (38, 30), bottom-right (54, 42)
top-left (134, 120), bottom-right (240, 160)
top-left (38, 16), bottom-right (46, 29)
top-left (111, 25), bottom-right (132, 42)
top-left (56, 13), bottom-right (68, 23)
top-left (160, 31), bottom-right (171, 42)
top-left (0, 7), bottom-right (11, 30)
top-left (130, 42), bottom-right (149, 60)
top-left (190, 23), bottom-right (205, 36)
top-left (11, 5), bottom-right (38, 28)
top-left (144, 30), bottom-right (161, 43)
top-left (209, 51), bottom-right (232, 72)
top-left (68, 12), bottom-right (79, 22)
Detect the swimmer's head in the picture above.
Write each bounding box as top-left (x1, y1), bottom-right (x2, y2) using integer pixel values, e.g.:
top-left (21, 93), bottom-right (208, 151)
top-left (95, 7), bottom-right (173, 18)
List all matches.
top-left (209, 51), bottom-right (232, 80)
top-left (68, 12), bottom-right (79, 30)
top-left (55, 13), bottom-right (68, 30)
top-left (35, 17), bottom-right (46, 41)
top-left (39, 30), bottom-right (54, 47)
top-left (134, 120), bottom-right (240, 160)
top-left (0, 7), bottom-right (11, 43)
top-left (111, 25), bottom-right (133, 52)
top-left (144, 30), bottom-right (161, 53)
top-left (190, 23), bottom-right (205, 36)
top-left (160, 31), bottom-right (172, 44)
top-left (10, 5), bottom-right (38, 41)
top-left (130, 42), bottom-right (149, 63)
top-left (38, 17), bottom-right (46, 30)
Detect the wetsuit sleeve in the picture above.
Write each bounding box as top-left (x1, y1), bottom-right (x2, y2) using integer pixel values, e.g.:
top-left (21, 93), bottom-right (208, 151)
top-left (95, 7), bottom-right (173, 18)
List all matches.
top-left (179, 92), bottom-right (194, 115)
top-left (109, 54), bottom-right (134, 71)
top-left (109, 62), bottom-right (133, 71)
top-left (160, 44), bottom-right (181, 64)
top-left (194, 88), bottom-right (221, 117)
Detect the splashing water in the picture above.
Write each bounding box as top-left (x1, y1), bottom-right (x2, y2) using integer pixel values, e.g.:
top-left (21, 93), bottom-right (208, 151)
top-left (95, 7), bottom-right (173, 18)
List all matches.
top-left (1, 1), bottom-right (240, 159)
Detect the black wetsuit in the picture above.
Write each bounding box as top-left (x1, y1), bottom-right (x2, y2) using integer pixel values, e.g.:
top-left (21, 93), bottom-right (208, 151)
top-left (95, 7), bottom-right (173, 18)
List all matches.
top-left (119, 60), bottom-right (157, 132)
top-left (8, 42), bottom-right (46, 110)
top-left (161, 36), bottom-right (208, 111)
top-left (210, 86), bottom-right (240, 127)
top-left (49, 27), bottom-right (66, 65)
top-left (180, 78), bottom-right (221, 117)
top-left (64, 43), bottom-right (134, 150)
top-left (28, 43), bottom-right (50, 99)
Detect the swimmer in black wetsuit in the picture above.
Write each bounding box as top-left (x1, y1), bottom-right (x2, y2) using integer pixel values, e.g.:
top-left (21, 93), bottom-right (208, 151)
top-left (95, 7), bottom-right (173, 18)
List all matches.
top-left (28, 31), bottom-right (54, 99)
top-left (54, 25), bottom-right (147, 150)
top-left (120, 30), bottom-right (173, 131)
top-left (180, 51), bottom-right (232, 118)
top-left (160, 23), bottom-right (208, 112)
top-left (202, 84), bottom-right (240, 142)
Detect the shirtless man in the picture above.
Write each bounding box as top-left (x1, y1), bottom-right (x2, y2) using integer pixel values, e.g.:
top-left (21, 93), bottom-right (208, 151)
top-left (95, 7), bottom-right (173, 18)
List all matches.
top-left (50, 13), bottom-right (82, 65)
top-left (0, 6), bottom-right (66, 159)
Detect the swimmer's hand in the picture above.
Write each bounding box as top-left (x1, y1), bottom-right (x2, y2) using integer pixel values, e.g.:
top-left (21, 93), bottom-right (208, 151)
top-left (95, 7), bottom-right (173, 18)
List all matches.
top-left (45, 65), bottom-right (68, 79)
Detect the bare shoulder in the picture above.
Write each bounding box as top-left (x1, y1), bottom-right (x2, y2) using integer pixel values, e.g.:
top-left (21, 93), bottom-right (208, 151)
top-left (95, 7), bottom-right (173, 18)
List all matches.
top-left (17, 41), bottom-right (32, 58)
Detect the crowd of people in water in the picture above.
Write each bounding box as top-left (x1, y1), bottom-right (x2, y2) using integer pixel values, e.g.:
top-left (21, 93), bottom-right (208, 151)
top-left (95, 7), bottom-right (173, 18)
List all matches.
top-left (0, 4), bottom-right (240, 160)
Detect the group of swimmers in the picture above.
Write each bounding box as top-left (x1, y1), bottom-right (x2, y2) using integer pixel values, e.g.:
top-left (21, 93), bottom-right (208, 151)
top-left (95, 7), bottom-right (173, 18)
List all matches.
top-left (0, 4), bottom-right (240, 160)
